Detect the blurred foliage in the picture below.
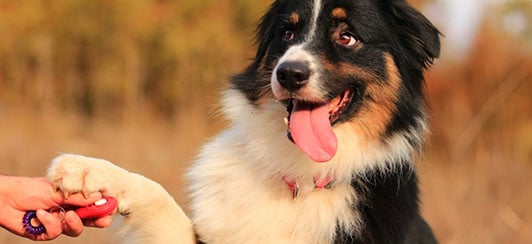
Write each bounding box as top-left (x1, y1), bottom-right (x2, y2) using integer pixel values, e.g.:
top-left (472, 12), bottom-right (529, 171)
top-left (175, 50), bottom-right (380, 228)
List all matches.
top-left (426, 0), bottom-right (531, 163)
top-left (496, 0), bottom-right (532, 42)
top-left (0, 1), bottom-right (530, 243)
top-left (0, 0), bottom-right (270, 119)
top-left (0, 0), bottom-right (529, 127)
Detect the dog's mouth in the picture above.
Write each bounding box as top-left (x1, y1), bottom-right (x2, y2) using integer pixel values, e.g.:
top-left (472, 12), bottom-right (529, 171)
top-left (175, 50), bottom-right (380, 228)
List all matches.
top-left (284, 89), bottom-right (354, 163)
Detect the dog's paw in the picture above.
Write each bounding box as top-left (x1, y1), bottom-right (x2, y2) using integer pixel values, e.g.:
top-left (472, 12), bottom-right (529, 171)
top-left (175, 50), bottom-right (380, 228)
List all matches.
top-left (49, 154), bottom-right (194, 241)
top-left (47, 154), bottom-right (130, 206)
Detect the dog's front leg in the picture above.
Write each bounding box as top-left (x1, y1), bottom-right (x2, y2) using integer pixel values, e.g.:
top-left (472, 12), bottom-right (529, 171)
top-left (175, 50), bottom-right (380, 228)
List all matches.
top-left (47, 154), bottom-right (195, 243)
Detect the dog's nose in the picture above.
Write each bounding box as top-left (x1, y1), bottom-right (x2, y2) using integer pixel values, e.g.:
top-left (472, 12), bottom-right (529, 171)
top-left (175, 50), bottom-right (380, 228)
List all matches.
top-left (276, 62), bottom-right (310, 92)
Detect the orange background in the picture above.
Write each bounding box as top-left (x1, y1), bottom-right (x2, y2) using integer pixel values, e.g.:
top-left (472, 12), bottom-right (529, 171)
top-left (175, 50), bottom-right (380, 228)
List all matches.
top-left (0, 0), bottom-right (530, 243)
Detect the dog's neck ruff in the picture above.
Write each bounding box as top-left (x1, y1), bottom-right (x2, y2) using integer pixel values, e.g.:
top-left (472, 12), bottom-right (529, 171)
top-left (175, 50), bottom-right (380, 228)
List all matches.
top-left (282, 174), bottom-right (336, 199)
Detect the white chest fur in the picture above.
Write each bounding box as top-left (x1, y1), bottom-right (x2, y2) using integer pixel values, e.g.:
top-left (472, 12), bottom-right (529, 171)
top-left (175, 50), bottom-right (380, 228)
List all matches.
top-left (187, 127), bottom-right (359, 244)
top-left (187, 91), bottom-right (419, 243)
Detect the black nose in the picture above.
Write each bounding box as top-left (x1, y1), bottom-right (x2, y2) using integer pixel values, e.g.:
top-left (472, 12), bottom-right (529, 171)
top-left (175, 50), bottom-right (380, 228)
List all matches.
top-left (276, 61), bottom-right (310, 92)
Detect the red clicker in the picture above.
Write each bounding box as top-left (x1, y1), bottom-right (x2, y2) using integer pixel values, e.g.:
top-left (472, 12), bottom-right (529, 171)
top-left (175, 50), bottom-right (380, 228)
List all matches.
top-left (23, 196), bottom-right (118, 236)
top-left (75, 196), bottom-right (118, 219)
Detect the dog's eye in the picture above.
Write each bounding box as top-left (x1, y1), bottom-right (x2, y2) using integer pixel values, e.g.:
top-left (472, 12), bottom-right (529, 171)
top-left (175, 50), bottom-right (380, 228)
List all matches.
top-left (282, 30), bottom-right (295, 41)
top-left (337, 32), bottom-right (358, 47)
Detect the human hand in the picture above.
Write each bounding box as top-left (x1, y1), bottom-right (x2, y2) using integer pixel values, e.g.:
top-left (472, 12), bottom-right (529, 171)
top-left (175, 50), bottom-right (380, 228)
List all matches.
top-left (0, 176), bottom-right (114, 241)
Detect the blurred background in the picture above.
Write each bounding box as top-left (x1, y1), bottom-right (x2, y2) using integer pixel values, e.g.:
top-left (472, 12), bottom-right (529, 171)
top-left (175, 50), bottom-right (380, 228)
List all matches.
top-left (0, 0), bottom-right (530, 243)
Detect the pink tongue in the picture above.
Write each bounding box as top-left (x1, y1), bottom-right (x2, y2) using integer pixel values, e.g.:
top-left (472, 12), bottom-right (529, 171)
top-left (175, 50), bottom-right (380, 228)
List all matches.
top-left (289, 101), bottom-right (338, 162)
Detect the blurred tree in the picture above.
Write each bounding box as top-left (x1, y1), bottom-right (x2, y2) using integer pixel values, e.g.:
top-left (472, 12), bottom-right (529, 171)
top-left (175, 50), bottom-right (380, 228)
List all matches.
top-left (0, 0), bottom-right (270, 119)
top-left (497, 0), bottom-right (531, 42)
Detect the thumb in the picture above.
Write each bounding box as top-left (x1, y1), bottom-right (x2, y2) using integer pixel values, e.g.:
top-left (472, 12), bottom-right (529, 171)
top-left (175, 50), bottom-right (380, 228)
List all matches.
top-left (36, 209), bottom-right (62, 239)
top-left (60, 192), bottom-right (103, 207)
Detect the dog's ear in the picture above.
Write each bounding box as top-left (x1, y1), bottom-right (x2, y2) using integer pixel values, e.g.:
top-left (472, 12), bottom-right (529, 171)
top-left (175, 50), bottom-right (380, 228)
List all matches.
top-left (253, 0), bottom-right (285, 64)
top-left (385, 0), bottom-right (441, 69)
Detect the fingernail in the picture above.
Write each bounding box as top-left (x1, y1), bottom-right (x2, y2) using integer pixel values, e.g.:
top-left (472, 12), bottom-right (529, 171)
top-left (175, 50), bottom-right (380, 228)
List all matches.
top-left (36, 209), bottom-right (47, 218)
top-left (64, 210), bottom-right (77, 224)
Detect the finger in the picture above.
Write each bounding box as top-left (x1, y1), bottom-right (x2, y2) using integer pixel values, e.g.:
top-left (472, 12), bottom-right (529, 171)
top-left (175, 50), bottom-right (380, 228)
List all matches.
top-left (83, 215), bottom-right (113, 228)
top-left (62, 210), bottom-right (84, 237)
top-left (36, 209), bottom-right (62, 240)
top-left (61, 192), bottom-right (103, 206)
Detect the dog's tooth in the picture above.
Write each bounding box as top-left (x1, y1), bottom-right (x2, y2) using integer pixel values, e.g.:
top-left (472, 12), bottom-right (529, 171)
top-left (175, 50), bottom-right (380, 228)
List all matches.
top-left (284, 117), bottom-right (289, 128)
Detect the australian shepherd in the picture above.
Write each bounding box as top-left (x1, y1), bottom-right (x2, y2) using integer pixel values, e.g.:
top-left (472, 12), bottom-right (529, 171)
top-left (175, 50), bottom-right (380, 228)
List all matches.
top-left (47, 0), bottom-right (441, 243)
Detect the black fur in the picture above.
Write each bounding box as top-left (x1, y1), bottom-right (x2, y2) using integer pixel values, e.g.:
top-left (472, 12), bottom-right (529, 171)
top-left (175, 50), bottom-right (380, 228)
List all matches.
top-left (233, 0), bottom-right (440, 139)
top-left (224, 0), bottom-right (440, 243)
top-left (334, 164), bottom-right (437, 243)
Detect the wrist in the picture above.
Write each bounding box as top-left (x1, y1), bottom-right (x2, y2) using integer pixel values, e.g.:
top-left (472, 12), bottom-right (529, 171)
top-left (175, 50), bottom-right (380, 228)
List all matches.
top-left (0, 174), bottom-right (12, 200)
top-left (0, 175), bottom-right (13, 228)
top-left (0, 175), bottom-right (18, 197)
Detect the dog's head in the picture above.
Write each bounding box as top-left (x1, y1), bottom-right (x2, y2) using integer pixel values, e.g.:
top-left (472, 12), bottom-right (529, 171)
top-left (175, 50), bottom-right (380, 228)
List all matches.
top-left (231, 0), bottom-right (440, 163)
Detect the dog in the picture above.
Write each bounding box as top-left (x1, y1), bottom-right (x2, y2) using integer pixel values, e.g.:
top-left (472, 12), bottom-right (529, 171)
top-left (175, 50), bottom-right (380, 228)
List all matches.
top-left (47, 0), bottom-right (440, 243)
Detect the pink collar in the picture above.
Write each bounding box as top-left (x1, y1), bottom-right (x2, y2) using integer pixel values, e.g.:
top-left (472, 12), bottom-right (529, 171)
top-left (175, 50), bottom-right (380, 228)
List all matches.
top-left (282, 174), bottom-right (336, 199)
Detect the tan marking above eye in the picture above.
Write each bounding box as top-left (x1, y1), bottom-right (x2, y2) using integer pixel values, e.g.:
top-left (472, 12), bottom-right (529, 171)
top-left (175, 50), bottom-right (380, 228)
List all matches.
top-left (290, 12), bottom-right (300, 24)
top-left (331, 8), bottom-right (347, 20)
